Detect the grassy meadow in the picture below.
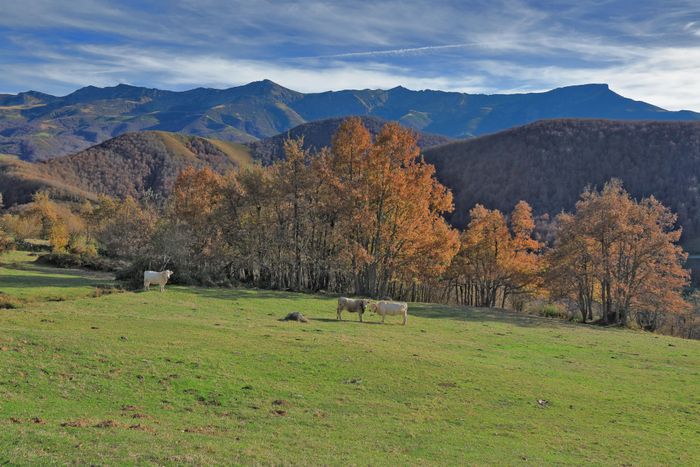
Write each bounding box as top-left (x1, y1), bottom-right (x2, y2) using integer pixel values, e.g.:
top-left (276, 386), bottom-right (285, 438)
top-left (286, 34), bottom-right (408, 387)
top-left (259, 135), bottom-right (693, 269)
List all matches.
top-left (0, 251), bottom-right (698, 465)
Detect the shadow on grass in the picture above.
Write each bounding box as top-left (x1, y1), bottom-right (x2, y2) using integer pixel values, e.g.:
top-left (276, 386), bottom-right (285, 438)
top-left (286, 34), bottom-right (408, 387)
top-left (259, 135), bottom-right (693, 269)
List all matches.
top-left (409, 303), bottom-right (583, 330)
top-left (0, 273), bottom-right (108, 289)
top-left (186, 287), bottom-right (334, 302)
top-left (176, 286), bottom-right (595, 332)
top-left (2, 260), bottom-right (114, 281)
top-left (311, 317), bottom-right (383, 325)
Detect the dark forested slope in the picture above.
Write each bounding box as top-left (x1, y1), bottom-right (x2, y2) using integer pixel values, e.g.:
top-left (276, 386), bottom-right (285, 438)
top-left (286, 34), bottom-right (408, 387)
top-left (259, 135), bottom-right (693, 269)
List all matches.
top-left (247, 116), bottom-right (452, 164)
top-left (424, 119), bottom-right (700, 243)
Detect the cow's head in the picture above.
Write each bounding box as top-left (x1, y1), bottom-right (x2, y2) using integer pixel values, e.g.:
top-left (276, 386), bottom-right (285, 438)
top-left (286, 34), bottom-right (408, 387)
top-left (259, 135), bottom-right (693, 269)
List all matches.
top-left (360, 299), bottom-right (370, 312)
top-left (367, 301), bottom-right (378, 313)
top-left (165, 270), bottom-right (174, 279)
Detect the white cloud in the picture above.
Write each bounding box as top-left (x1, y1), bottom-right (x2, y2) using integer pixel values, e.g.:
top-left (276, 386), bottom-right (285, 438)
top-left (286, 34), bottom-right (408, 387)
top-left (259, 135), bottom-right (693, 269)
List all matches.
top-left (2, 0), bottom-right (700, 111)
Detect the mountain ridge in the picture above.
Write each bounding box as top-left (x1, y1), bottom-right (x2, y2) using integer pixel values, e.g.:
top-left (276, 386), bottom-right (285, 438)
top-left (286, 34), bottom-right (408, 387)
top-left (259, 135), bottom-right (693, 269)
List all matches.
top-left (3, 80), bottom-right (699, 161)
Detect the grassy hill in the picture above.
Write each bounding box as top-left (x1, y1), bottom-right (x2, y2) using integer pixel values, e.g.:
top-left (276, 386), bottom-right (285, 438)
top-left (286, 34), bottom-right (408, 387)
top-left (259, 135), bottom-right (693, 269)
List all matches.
top-left (0, 131), bottom-right (253, 207)
top-left (0, 155), bottom-right (97, 207)
top-left (0, 251), bottom-right (698, 464)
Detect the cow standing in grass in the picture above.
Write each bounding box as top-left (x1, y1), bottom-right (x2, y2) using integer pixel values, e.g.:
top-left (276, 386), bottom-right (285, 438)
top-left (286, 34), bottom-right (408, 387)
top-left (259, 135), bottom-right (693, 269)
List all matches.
top-left (337, 297), bottom-right (369, 322)
top-left (144, 270), bottom-right (173, 292)
top-left (368, 301), bottom-right (409, 325)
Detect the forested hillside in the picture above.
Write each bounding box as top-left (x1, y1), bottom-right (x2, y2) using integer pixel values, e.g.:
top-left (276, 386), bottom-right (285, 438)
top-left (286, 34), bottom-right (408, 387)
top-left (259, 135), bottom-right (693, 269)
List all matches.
top-left (423, 119), bottom-right (700, 244)
top-left (247, 116), bottom-right (452, 164)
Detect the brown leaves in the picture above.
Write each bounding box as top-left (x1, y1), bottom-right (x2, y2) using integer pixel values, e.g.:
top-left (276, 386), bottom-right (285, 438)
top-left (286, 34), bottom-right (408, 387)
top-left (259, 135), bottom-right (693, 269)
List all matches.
top-left (449, 202), bottom-right (542, 306)
top-left (548, 179), bottom-right (690, 324)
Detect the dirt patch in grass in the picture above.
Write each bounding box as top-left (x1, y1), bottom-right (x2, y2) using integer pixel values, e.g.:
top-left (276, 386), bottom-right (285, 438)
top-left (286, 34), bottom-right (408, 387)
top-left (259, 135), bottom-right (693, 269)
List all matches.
top-left (129, 423), bottom-right (155, 433)
top-left (0, 293), bottom-right (22, 309)
top-left (61, 419), bottom-right (90, 428)
top-left (94, 420), bottom-right (120, 428)
top-left (183, 425), bottom-right (223, 434)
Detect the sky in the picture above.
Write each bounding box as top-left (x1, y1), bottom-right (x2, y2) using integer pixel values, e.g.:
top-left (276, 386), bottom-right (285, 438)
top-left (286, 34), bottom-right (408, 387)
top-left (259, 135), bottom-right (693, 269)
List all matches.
top-left (1, 0), bottom-right (700, 110)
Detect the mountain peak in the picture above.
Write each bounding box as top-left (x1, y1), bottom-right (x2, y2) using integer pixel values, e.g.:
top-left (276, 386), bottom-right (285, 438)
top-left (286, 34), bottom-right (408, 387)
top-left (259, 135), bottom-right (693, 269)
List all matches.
top-left (548, 83), bottom-right (611, 94)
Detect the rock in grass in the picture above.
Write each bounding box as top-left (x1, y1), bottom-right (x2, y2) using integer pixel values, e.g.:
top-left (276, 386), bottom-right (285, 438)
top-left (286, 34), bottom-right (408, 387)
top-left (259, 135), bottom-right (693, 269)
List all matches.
top-left (280, 312), bottom-right (309, 323)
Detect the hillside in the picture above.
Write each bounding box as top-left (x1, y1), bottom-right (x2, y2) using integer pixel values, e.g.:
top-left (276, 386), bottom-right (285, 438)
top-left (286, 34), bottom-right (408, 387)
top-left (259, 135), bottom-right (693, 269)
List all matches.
top-left (423, 119), bottom-right (700, 243)
top-left (247, 116), bottom-right (452, 164)
top-left (0, 251), bottom-right (698, 464)
top-left (0, 155), bottom-right (97, 207)
top-left (0, 131), bottom-right (252, 206)
top-left (2, 80), bottom-right (699, 161)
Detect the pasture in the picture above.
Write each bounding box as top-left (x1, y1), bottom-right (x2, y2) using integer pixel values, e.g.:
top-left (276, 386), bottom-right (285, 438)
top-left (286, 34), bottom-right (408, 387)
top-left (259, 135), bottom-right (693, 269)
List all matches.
top-left (0, 252), bottom-right (698, 465)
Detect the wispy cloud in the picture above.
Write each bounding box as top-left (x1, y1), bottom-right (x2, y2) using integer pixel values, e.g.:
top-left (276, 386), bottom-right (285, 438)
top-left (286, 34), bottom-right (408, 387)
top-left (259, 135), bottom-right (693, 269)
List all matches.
top-left (1, 0), bottom-right (700, 110)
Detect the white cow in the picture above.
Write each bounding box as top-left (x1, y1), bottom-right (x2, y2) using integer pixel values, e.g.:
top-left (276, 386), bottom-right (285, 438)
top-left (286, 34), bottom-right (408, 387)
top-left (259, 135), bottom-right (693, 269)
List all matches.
top-left (337, 297), bottom-right (370, 322)
top-left (144, 270), bottom-right (173, 292)
top-left (368, 300), bottom-right (408, 325)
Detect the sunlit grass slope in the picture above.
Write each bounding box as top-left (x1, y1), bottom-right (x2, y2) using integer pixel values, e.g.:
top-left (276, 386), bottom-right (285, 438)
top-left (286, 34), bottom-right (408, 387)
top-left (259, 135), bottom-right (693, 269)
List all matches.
top-left (0, 252), bottom-right (698, 465)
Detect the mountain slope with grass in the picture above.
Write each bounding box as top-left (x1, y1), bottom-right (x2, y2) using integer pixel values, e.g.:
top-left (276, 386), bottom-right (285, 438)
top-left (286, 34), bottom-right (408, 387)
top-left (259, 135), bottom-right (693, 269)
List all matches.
top-left (3, 80), bottom-right (699, 161)
top-left (0, 131), bottom-right (253, 206)
top-left (0, 250), bottom-right (698, 464)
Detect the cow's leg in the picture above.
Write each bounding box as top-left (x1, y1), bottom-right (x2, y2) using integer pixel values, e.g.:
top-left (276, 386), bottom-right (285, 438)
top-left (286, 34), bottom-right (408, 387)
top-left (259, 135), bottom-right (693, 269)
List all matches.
top-left (337, 306), bottom-right (342, 321)
top-left (403, 312), bottom-right (407, 326)
top-left (359, 311), bottom-right (363, 323)
top-left (160, 283), bottom-right (165, 292)
top-left (144, 281), bottom-right (149, 291)
top-left (382, 314), bottom-right (385, 324)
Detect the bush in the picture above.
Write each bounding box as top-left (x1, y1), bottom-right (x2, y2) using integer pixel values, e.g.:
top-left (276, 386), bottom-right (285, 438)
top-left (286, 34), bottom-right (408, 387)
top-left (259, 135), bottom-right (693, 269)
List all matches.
top-left (535, 303), bottom-right (566, 319)
top-left (0, 230), bottom-right (14, 254)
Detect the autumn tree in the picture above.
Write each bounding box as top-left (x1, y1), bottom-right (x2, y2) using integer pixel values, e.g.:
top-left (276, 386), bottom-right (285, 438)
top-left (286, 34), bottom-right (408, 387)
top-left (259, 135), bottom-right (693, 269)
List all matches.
top-left (0, 192), bottom-right (10, 253)
top-left (324, 119), bottom-right (459, 297)
top-left (149, 118), bottom-right (459, 298)
top-left (88, 195), bottom-right (157, 259)
top-left (448, 201), bottom-right (542, 307)
top-left (547, 180), bottom-right (689, 326)
top-left (164, 166), bottom-right (226, 281)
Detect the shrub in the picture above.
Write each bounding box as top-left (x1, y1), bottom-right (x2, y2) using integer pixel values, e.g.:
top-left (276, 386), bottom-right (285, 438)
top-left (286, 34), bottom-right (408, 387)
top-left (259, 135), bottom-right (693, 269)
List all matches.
top-left (0, 229), bottom-right (14, 254)
top-left (535, 303), bottom-right (566, 319)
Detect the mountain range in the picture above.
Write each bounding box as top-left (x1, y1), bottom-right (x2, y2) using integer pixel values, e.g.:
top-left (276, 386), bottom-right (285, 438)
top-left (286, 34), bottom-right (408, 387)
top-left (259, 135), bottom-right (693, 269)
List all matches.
top-left (2, 80), bottom-right (700, 161)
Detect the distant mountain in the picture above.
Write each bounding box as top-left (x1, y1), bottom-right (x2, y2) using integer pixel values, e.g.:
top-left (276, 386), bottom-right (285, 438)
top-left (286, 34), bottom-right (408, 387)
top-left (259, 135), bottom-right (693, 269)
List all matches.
top-left (2, 80), bottom-right (699, 161)
top-left (0, 131), bottom-right (252, 206)
top-left (247, 116), bottom-right (452, 164)
top-left (422, 119), bottom-right (700, 244)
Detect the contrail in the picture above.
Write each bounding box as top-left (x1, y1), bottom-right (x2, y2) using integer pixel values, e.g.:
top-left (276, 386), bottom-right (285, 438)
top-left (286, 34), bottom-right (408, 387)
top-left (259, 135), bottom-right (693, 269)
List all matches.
top-left (311, 43), bottom-right (478, 59)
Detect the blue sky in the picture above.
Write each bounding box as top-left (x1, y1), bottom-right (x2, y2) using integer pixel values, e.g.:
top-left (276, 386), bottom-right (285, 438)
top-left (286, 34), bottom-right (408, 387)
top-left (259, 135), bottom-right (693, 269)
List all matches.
top-left (1, 0), bottom-right (699, 110)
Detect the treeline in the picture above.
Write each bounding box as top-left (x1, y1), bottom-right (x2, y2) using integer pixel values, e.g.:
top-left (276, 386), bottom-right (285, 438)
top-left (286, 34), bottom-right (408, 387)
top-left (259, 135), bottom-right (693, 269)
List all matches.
top-left (145, 119), bottom-right (460, 299)
top-left (0, 119), bottom-right (696, 337)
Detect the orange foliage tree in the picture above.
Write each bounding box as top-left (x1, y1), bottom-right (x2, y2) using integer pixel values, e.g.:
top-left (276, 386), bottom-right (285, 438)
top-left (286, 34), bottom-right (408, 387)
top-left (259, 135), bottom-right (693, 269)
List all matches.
top-left (547, 180), bottom-right (689, 325)
top-left (154, 118), bottom-right (458, 298)
top-left (324, 119), bottom-right (459, 297)
top-left (448, 201), bottom-right (542, 307)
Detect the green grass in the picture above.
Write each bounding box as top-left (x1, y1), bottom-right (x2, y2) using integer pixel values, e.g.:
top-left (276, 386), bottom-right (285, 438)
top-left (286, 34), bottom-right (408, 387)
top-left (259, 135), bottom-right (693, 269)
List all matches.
top-left (0, 251), bottom-right (113, 303)
top-left (0, 252), bottom-right (698, 465)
